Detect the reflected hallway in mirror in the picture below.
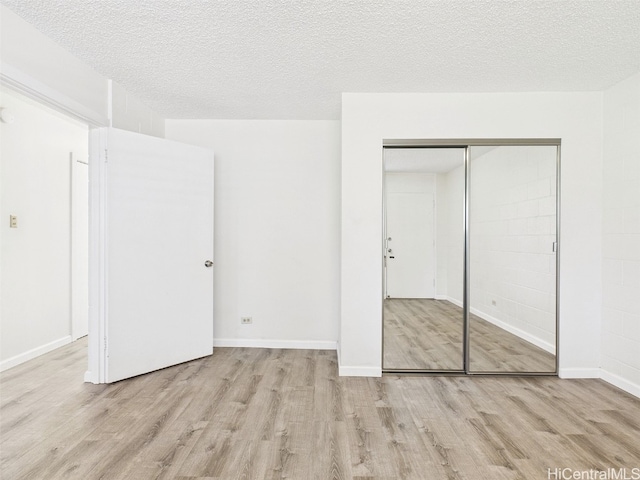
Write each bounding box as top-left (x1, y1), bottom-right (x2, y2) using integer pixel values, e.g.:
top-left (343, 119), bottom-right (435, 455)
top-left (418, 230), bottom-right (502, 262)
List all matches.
top-left (383, 147), bottom-right (465, 371)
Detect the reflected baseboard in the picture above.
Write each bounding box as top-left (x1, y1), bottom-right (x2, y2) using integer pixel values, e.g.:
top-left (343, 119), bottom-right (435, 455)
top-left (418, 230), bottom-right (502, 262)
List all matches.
top-left (432, 296), bottom-right (555, 355)
top-left (445, 296), bottom-right (463, 308)
top-left (470, 308), bottom-right (556, 355)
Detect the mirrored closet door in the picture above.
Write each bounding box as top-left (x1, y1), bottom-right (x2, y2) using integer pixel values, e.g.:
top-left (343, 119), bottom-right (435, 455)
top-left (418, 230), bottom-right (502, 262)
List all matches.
top-left (468, 145), bottom-right (557, 373)
top-left (383, 147), bottom-right (465, 372)
top-left (382, 140), bottom-right (559, 375)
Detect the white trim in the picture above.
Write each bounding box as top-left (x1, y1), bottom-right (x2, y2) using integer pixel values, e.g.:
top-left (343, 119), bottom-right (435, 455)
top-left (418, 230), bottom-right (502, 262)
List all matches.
top-left (339, 365), bottom-right (382, 377)
top-left (600, 370), bottom-right (640, 399)
top-left (0, 62), bottom-right (108, 127)
top-left (88, 128), bottom-right (109, 384)
top-left (336, 342), bottom-right (383, 377)
top-left (84, 370), bottom-right (97, 383)
top-left (558, 368), bottom-right (600, 379)
top-left (213, 338), bottom-right (337, 350)
top-left (71, 156), bottom-right (89, 341)
top-left (0, 336), bottom-right (72, 372)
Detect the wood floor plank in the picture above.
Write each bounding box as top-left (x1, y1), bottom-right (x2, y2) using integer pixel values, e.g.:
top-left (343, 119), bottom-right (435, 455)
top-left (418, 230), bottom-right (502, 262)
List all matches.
top-left (1, 338), bottom-right (639, 479)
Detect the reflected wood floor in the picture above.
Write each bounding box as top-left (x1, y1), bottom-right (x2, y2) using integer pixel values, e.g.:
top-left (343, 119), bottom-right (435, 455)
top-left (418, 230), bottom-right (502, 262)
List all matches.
top-left (2, 338), bottom-right (639, 479)
top-left (384, 299), bottom-right (556, 372)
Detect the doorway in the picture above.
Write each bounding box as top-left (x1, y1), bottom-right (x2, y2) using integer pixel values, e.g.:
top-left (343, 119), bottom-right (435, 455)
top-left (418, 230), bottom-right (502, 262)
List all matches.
top-left (382, 140), bottom-right (560, 375)
top-left (0, 85), bottom-right (89, 371)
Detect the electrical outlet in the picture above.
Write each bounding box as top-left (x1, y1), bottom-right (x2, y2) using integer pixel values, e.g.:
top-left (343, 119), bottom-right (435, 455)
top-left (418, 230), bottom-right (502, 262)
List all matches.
top-left (9, 215), bottom-right (17, 228)
top-left (241, 317), bottom-right (252, 325)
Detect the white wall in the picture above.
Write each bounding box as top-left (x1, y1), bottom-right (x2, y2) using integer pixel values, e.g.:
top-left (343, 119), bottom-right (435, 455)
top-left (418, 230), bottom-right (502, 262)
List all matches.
top-left (341, 92), bottom-right (603, 377)
top-left (602, 72), bottom-right (640, 396)
top-left (443, 165), bottom-right (465, 304)
top-left (165, 120), bottom-right (341, 349)
top-left (435, 173), bottom-right (448, 297)
top-left (1, 7), bottom-right (166, 373)
top-left (110, 81), bottom-right (165, 138)
top-left (0, 86), bottom-right (88, 370)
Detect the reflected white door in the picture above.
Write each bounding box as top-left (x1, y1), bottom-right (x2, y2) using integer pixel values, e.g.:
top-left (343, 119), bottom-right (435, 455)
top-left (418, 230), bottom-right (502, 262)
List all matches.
top-left (386, 192), bottom-right (435, 298)
top-left (89, 127), bottom-right (214, 383)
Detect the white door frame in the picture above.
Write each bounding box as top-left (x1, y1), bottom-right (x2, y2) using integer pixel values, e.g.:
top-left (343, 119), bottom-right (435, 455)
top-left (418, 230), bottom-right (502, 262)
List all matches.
top-left (71, 154), bottom-right (89, 340)
top-left (86, 130), bottom-right (108, 383)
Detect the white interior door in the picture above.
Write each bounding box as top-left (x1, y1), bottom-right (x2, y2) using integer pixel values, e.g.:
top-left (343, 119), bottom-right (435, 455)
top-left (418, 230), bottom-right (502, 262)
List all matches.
top-left (89, 127), bottom-right (214, 383)
top-left (386, 192), bottom-right (435, 298)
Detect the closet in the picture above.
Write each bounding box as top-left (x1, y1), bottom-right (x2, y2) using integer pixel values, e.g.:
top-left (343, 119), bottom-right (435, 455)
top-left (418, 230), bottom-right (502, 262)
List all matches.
top-left (382, 140), bottom-right (559, 374)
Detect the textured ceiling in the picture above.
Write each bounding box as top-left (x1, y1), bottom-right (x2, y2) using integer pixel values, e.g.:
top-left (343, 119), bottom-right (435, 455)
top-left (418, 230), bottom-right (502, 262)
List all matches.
top-left (3, 0), bottom-right (640, 119)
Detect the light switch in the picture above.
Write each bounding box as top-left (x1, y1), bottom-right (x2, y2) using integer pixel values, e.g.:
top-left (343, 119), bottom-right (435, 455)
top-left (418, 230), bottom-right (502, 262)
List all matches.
top-left (9, 215), bottom-right (17, 228)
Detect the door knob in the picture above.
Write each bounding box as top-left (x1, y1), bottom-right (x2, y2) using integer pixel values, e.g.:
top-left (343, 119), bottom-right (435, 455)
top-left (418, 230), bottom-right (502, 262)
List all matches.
top-left (204, 260), bottom-right (213, 268)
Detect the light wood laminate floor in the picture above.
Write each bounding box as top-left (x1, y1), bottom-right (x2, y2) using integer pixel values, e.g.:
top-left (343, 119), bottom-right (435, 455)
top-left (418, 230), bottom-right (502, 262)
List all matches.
top-left (384, 299), bottom-right (556, 372)
top-left (2, 338), bottom-right (639, 479)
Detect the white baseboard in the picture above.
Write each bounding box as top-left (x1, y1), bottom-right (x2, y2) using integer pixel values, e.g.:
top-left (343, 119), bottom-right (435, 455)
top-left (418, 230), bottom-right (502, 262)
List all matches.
top-left (558, 368), bottom-right (639, 399)
top-left (558, 367), bottom-right (601, 379)
top-left (600, 370), bottom-right (640, 398)
top-left (213, 338), bottom-right (337, 350)
top-left (0, 336), bottom-right (73, 372)
top-left (336, 342), bottom-right (382, 377)
top-left (338, 365), bottom-right (382, 377)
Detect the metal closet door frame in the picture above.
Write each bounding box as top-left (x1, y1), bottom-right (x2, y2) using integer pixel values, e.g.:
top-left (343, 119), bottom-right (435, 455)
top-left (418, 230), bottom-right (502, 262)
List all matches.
top-left (381, 138), bottom-right (561, 376)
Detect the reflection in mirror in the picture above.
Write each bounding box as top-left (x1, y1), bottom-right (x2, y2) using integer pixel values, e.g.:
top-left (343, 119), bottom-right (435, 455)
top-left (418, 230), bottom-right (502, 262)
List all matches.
top-left (468, 145), bottom-right (557, 373)
top-left (383, 147), bottom-right (465, 370)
